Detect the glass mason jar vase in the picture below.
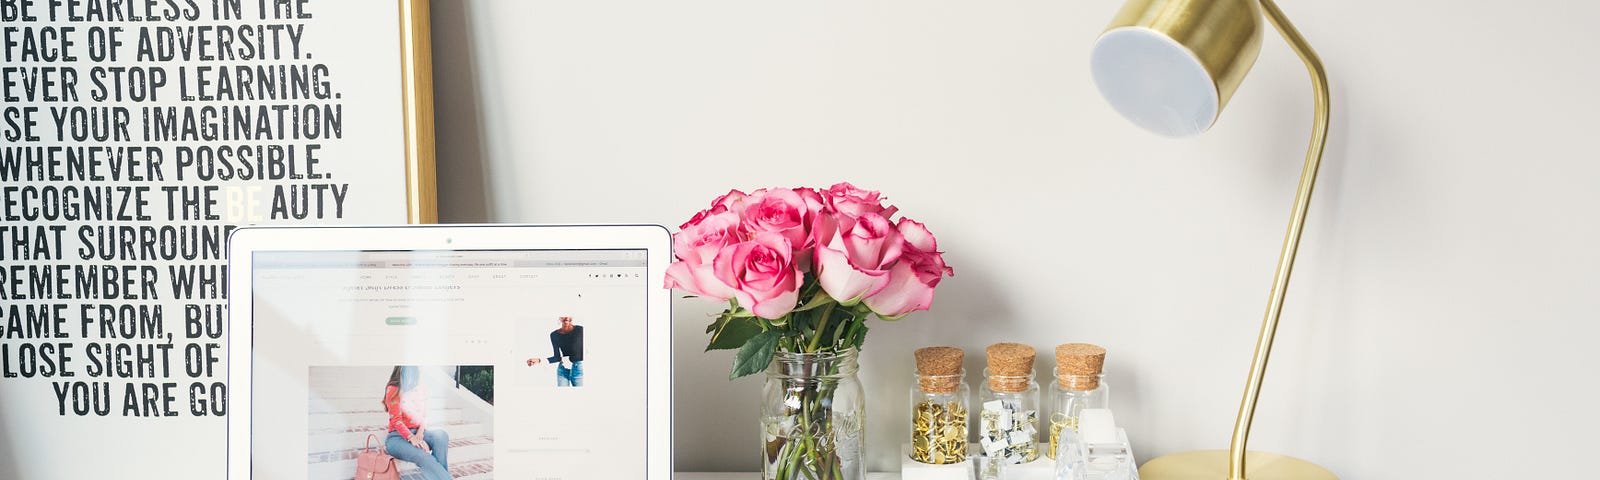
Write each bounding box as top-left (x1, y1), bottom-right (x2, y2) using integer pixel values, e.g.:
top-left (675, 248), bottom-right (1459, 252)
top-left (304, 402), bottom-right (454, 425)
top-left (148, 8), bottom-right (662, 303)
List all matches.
top-left (978, 368), bottom-right (1041, 464)
top-left (909, 369), bottom-right (970, 464)
top-left (1046, 371), bottom-right (1107, 460)
top-left (761, 349), bottom-right (865, 480)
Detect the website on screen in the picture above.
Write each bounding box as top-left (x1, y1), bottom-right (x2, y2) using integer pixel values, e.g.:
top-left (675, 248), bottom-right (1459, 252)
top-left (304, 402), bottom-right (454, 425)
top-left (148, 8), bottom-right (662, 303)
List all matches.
top-left (249, 249), bottom-right (648, 479)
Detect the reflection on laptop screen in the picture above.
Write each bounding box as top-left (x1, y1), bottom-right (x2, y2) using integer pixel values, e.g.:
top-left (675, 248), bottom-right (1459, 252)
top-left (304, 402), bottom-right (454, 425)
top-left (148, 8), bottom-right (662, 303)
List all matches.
top-left (250, 249), bottom-right (648, 479)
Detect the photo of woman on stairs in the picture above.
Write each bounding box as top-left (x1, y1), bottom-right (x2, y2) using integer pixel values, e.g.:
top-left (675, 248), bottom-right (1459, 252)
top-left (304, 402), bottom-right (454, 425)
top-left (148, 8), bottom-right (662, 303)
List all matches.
top-left (384, 366), bottom-right (452, 480)
top-left (306, 365), bottom-right (496, 480)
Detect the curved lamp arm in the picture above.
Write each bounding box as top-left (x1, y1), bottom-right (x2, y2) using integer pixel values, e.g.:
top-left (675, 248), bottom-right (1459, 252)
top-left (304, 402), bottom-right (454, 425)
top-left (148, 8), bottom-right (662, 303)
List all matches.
top-left (1228, 1), bottom-right (1331, 479)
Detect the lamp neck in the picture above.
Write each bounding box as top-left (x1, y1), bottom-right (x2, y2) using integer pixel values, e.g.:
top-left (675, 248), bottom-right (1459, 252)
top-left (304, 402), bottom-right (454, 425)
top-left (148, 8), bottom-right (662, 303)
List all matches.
top-left (1227, 1), bottom-right (1331, 480)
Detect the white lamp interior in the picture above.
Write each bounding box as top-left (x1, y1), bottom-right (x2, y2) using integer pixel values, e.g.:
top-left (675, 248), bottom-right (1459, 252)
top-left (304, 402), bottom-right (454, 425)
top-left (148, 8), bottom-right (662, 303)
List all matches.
top-left (1090, 27), bottom-right (1220, 138)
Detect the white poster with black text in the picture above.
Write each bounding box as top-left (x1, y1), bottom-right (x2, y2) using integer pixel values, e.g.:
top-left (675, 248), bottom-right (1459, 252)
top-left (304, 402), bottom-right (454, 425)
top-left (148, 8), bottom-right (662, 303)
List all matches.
top-left (1, 0), bottom-right (411, 477)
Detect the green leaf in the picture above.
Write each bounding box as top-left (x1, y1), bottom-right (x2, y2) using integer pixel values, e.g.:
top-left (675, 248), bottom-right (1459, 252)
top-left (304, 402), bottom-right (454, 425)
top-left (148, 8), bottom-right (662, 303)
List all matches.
top-left (829, 316), bottom-right (853, 347)
top-left (706, 316), bottom-right (763, 351)
top-left (705, 312), bottom-right (728, 334)
top-left (714, 298), bottom-right (758, 319)
top-left (731, 330), bottom-right (781, 379)
top-left (703, 308), bottom-right (743, 333)
top-left (791, 293), bottom-right (835, 313)
top-left (850, 323), bottom-right (870, 350)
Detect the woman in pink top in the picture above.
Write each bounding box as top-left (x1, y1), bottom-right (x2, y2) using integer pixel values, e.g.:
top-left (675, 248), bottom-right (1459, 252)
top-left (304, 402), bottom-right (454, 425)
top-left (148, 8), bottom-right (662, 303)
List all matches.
top-left (382, 366), bottom-right (451, 479)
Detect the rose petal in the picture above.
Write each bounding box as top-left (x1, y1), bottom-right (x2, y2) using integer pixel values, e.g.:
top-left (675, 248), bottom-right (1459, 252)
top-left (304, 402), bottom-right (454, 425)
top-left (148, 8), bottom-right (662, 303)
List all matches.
top-left (864, 260), bottom-right (936, 319)
top-left (897, 218), bottom-right (937, 253)
top-left (665, 261), bottom-right (735, 302)
top-left (815, 241), bottom-right (892, 304)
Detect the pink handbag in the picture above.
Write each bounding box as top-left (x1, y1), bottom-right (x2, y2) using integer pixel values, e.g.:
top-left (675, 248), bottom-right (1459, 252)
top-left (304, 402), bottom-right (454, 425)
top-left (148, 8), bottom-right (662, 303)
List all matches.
top-left (355, 434), bottom-right (400, 480)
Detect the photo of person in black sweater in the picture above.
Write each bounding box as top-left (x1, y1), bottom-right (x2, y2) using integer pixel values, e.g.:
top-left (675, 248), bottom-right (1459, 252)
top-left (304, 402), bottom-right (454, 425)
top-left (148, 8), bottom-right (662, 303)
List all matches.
top-left (525, 316), bottom-right (584, 387)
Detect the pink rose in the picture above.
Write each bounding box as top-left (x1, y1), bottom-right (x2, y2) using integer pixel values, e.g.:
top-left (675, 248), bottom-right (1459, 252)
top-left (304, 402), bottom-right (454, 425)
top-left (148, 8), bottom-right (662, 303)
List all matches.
top-left (711, 188), bottom-right (749, 211)
top-left (678, 189), bottom-right (747, 230)
top-left (740, 188), bottom-right (822, 253)
top-left (713, 233), bottom-right (802, 319)
top-left (822, 182), bottom-right (898, 219)
top-left (672, 211), bottom-right (742, 264)
top-left (865, 218), bottom-right (954, 318)
top-left (814, 211), bottom-right (903, 304)
top-left (679, 210), bottom-right (712, 230)
top-left (664, 212), bottom-right (741, 300)
top-left (739, 188), bottom-right (812, 248)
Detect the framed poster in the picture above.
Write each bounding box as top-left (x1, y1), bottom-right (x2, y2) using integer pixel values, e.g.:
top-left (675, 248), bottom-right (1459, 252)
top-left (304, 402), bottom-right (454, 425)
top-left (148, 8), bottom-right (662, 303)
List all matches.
top-left (0, 0), bottom-right (437, 477)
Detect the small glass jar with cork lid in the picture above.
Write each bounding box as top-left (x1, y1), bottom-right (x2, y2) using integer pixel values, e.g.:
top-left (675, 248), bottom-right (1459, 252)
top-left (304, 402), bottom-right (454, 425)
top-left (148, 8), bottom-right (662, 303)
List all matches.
top-left (1046, 343), bottom-right (1109, 460)
top-left (978, 343), bottom-right (1040, 464)
top-left (909, 346), bottom-right (970, 465)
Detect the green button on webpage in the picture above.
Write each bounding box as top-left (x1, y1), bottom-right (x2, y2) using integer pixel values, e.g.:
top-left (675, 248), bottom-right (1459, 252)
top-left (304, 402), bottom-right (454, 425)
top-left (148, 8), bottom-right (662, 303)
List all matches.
top-left (386, 316), bottom-right (417, 326)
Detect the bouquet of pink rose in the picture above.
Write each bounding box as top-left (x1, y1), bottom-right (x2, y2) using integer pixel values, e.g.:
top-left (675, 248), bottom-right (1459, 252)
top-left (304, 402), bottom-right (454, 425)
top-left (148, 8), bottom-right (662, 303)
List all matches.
top-left (669, 183), bottom-right (953, 480)
top-left (666, 182), bottom-right (954, 378)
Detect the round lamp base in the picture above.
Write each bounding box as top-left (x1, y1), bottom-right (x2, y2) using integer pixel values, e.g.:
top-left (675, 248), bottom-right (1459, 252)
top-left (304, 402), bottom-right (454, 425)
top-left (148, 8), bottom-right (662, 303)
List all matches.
top-left (1139, 450), bottom-right (1337, 480)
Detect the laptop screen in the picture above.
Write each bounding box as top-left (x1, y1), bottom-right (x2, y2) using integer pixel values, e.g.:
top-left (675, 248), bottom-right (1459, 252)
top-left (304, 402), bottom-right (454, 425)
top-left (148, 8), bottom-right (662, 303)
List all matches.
top-left (248, 248), bottom-right (648, 479)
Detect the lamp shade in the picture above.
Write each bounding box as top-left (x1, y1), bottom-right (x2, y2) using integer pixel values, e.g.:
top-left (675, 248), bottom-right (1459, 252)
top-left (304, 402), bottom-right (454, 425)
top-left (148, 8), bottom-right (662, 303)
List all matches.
top-left (1090, 0), bottom-right (1264, 137)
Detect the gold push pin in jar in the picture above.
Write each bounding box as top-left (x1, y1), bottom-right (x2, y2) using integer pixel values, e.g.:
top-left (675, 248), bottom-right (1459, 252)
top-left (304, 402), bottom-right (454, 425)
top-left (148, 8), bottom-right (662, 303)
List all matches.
top-left (1047, 343), bottom-right (1109, 460)
top-left (979, 343), bottom-right (1041, 464)
top-left (910, 346), bottom-right (970, 464)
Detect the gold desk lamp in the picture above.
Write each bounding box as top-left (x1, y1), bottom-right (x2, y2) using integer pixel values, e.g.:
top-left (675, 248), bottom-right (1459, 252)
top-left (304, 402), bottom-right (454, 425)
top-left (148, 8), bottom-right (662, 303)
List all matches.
top-left (1087, 0), bottom-right (1336, 479)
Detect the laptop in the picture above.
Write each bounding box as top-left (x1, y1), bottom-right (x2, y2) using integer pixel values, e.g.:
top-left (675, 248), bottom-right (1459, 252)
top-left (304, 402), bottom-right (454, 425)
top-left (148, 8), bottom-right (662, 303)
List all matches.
top-left (225, 224), bottom-right (673, 479)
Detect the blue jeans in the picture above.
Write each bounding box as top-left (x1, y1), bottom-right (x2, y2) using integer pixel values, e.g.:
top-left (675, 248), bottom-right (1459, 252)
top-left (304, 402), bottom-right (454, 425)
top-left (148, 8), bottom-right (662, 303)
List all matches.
top-left (557, 361), bottom-right (583, 387)
top-left (385, 428), bottom-right (449, 480)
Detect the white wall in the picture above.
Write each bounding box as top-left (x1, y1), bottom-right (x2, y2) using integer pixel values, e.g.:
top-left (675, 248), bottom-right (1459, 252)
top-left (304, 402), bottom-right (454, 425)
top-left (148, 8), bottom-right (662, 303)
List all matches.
top-left (430, 1), bottom-right (1600, 477)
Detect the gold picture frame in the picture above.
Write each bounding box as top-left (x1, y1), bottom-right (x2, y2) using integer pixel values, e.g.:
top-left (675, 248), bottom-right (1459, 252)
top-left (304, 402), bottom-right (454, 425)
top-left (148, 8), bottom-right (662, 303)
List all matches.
top-left (399, 0), bottom-right (438, 224)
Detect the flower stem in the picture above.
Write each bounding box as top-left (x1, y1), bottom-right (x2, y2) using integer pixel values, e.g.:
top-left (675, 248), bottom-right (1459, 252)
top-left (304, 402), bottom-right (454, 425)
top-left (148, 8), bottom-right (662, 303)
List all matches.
top-left (807, 300), bottom-right (836, 353)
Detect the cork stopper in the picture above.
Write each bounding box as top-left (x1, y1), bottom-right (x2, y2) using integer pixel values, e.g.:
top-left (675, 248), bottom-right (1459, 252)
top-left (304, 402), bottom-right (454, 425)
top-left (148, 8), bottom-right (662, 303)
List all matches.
top-left (1055, 343), bottom-right (1107, 391)
top-left (984, 343), bottom-right (1036, 393)
top-left (914, 346), bottom-right (965, 394)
